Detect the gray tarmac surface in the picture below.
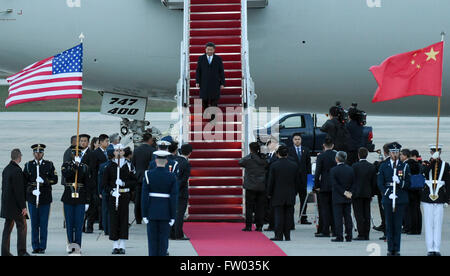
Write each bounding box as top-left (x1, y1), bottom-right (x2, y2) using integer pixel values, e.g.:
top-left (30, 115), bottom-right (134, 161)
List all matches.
top-left (0, 112), bottom-right (449, 256)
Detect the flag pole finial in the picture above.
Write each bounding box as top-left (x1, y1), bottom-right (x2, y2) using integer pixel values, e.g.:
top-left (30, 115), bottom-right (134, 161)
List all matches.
top-left (79, 32), bottom-right (85, 43)
top-left (441, 31), bottom-right (446, 42)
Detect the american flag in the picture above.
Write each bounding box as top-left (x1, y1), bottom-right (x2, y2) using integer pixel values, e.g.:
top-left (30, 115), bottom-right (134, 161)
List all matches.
top-left (5, 44), bottom-right (83, 108)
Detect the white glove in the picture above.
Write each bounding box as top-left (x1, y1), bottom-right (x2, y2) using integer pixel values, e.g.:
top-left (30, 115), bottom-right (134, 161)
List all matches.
top-left (169, 219), bottom-right (175, 226)
top-left (143, 218), bottom-right (149, 224)
top-left (36, 176), bottom-right (44, 184)
top-left (32, 190), bottom-right (41, 196)
top-left (111, 189), bottom-right (120, 198)
top-left (444, 203), bottom-right (449, 208)
top-left (389, 193), bottom-right (398, 200)
top-left (85, 204), bottom-right (89, 212)
top-left (115, 179), bottom-right (125, 187)
top-left (74, 156), bottom-right (81, 164)
top-left (392, 175), bottom-right (400, 184)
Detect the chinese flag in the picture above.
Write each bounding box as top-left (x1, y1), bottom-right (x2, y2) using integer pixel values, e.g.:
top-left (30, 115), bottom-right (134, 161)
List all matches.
top-left (370, 41), bottom-right (444, 103)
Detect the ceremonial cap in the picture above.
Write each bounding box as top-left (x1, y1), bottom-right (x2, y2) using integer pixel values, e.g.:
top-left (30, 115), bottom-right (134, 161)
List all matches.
top-left (31, 144), bottom-right (46, 153)
top-left (154, 150), bottom-right (171, 159)
top-left (388, 142), bottom-right (402, 152)
top-left (429, 144), bottom-right (443, 151)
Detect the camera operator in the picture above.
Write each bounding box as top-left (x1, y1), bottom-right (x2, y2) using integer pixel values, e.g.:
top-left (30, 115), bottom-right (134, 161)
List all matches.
top-left (346, 105), bottom-right (364, 165)
top-left (320, 105), bottom-right (350, 152)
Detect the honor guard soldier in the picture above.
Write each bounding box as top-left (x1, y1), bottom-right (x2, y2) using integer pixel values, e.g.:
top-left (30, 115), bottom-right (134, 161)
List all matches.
top-left (377, 142), bottom-right (411, 256)
top-left (103, 144), bottom-right (136, 255)
top-left (23, 144), bottom-right (58, 254)
top-left (142, 150), bottom-right (178, 256)
top-left (421, 144), bottom-right (450, 256)
top-left (148, 137), bottom-right (179, 174)
top-left (61, 145), bottom-right (91, 255)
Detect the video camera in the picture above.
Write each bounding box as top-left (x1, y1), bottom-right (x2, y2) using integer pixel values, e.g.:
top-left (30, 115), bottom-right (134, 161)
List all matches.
top-left (331, 102), bottom-right (367, 126)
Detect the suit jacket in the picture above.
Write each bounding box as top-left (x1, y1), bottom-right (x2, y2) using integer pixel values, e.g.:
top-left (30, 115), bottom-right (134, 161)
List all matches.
top-left (1, 161), bottom-right (26, 219)
top-left (142, 167), bottom-right (178, 221)
top-left (91, 147), bottom-right (108, 184)
top-left (23, 159), bottom-right (58, 205)
top-left (195, 54), bottom-right (226, 100)
top-left (351, 160), bottom-right (377, 198)
top-left (377, 158), bottom-right (411, 205)
top-left (314, 149), bottom-right (337, 192)
top-left (330, 163), bottom-right (354, 204)
top-left (132, 143), bottom-right (155, 183)
top-left (239, 153), bottom-right (268, 191)
top-left (288, 145), bottom-right (311, 190)
top-left (267, 158), bottom-right (300, 207)
top-left (175, 156), bottom-right (191, 199)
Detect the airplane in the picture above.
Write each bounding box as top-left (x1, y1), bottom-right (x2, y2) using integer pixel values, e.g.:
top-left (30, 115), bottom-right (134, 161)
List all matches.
top-left (0, 0), bottom-right (449, 119)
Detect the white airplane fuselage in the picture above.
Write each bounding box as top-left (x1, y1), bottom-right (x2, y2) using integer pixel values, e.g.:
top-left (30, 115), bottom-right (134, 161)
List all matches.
top-left (0, 0), bottom-right (449, 115)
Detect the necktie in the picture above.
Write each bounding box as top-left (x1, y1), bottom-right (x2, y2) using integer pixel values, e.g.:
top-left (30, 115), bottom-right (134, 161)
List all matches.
top-left (297, 147), bottom-right (301, 160)
top-left (208, 56), bottom-right (212, 64)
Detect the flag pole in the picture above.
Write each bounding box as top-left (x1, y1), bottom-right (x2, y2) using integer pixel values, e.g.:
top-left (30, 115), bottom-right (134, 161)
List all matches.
top-left (432, 32), bottom-right (445, 198)
top-left (73, 33), bottom-right (84, 198)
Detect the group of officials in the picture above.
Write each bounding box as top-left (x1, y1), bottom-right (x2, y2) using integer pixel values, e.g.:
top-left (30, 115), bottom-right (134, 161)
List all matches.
top-left (1, 132), bottom-right (193, 256)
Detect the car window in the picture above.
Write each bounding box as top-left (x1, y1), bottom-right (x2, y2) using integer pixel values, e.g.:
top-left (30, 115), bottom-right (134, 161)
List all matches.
top-left (281, 116), bottom-right (305, 129)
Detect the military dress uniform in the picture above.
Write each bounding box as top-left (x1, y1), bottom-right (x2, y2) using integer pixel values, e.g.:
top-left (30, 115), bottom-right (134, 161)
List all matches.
top-left (103, 145), bottom-right (136, 255)
top-left (23, 144), bottom-right (58, 253)
top-left (142, 151), bottom-right (178, 256)
top-left (61, 148), bottom-right (90, 252)
top-left (421, 149), bottom-right (450, 256)
top-left (377, 143), bottom-right (411, 256)
top-left (148, 139), bottom-right (179, 174)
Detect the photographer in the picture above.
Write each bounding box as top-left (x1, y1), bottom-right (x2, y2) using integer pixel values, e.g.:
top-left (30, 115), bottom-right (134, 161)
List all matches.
top-left (346, 106), bottom-right (364, 165)
top-left (320, 105), bottom-right (350, 152)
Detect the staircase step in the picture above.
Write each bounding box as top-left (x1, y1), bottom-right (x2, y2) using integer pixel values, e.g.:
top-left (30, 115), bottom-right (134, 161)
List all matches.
top-left (189, 196), bottom-right (243, 205)
top-left (190, 29), bottom-right (241, 37)
top-left (189, 94), bottom-right (241, 104)
top-left (191, 13), bottom-right (241, 21)
top-left (191, 20), bottom-right (241, 29)
top-left (188, 204), bottom-right (243, 215)
top-left (189, 54), bottom-right (241, 63)
top-left (190, 159), bottom-right (240, 168)
top-left (190, 150), bottom-right (242, 159)
top-left (190, 36), bottom-right (241, 46)
top-left (186, 214), bottom-right (244, 222)
top-left (191, 4), bottom-right (241, 13)
top-left (189, 86), bottom-right (242, 95)
top-left (190, 141), bottom-right (242, 150)
top-left (190, 45), bottom-right (241, 54)
top-left (191, 167), bottom-right (242, 177)
top-left (189, 187), bottom-right (243, 196)
top-left (191, 61), bottom-right (242, 70)
top-left (190, 70), bottom-right (241, 79)
top-left (190, 121), bottom-right (242, 131)
top-left (191, 0), bottom-right (241, 4)
top-left (190, 114), bottom-right (242, 122)
top-left (189, 177), bottom-right (243, 186)
top-left (190, 132), bottom-right (242, 141)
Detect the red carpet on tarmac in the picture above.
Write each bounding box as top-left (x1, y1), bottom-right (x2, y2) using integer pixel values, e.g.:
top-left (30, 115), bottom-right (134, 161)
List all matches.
top-left (183, 223), bottom-right (287, 256)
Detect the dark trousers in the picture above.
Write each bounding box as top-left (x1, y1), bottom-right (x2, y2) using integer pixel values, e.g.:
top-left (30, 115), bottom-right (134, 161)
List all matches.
top-left (376, 194), bottom-right (386, 229)
top-left (101, 191), bottom-right (110, 235)
top-left (333, 202), bottom-right (353, 239)
top-left (346, 151), bottom-right (359, 166)
top-left (63, 204), bottom-right (85, 246)
top-left (384, 203), bottom-right (406, 253)
top-left (1, 216), bottom-right (27, 256)
top-left (148, 220), bottom-right (170, 256)
top-left (245, 190), bottom-right (266, 228)
top-left (28, 202), bottom-right (50, 251)
top-left (318, 192), bottom-right (334, 235)
top-left (408, 191), bottom-right (422, 234)
top-left (171, 196), bottom-right (188, 239)
top-left (274, 205), bottom-right (294, 240)
top-left (86, 193), bottom-right (100, 229)
top-left (352, 198), bottom-right (371, 238)
top-left (264, 198), bottom-right (275, 229)
top-left (202, 98), bottom-right (218, 110)
top-left (108, 193), bottom-right (130, 241)
top-left (134, 184), bottom-right (143, 224)
top-left (298, 187), bottom-right (308, 222)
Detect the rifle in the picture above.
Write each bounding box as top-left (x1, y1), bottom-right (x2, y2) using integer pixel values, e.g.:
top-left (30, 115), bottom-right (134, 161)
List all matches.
top-left (113, 157), bottom-right (121, 211)
top-left (33, 163), bottom-right (41, 208)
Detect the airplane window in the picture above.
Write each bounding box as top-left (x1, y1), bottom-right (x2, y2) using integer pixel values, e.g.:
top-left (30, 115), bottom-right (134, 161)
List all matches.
top-left (281, 116), bottom-right (304, 129)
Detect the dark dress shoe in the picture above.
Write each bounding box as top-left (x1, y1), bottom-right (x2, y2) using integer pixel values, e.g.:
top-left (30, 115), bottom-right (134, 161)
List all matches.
top-left (18, 252), bottom-right (31, 256)
top-left (38, 249), bottom-right (45, 254)
top-left (264, 227), bottom-right (274, 232)
top-left (354, 236), bottom-right (369, 241)
top-left (255, 227), bottom-right (263, 232)
top-left (394, 252), bottom-right (401, 256)
top-left (345, 236), bottom-right (352, 242)
top-left (32, 249), bottom-right (40, 254)
top-left (331, 238), bottom-right (344, 242)
top-left (178, 236), bottom-right (190, 240)
top-left (270, 237), bottom-right (283, 241)
top-left (427, 252), bottom-right (436, 256)
top-left (119, 249), bottom-right (126, 255)
top-left (301, 220), bottom-right (312, 225)
top-left (379, 236), bottom-right (386, 240)
top-left (435, 252), bottom-right (441, 256)
top-left (315, 233), bottom-right (330, 238)
top-left (285, 238), bottom-right (291, 241)
top-left (373, 225), bottom-right (385, 232)
top-left (112, 248), bottom-right (120, 255)
top-left (242, 227), bottom-right (252, 232)
top-left (387, 251), bottom-right (394, 256)
top-left (85, 228), bottom-right (94, 234)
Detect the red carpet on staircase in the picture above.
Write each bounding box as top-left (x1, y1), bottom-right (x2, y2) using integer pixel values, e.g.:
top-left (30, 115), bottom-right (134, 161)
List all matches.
top-left (184, 223), bottom-right (287, 256)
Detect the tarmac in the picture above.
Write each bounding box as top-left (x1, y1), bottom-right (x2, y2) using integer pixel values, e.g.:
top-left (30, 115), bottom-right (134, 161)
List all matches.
top-left (0, 112), bottom-right (449, 256)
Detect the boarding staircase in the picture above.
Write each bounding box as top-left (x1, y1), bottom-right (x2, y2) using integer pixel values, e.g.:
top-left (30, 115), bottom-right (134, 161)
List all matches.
top-left (177, 0), bottom-right (256, 222)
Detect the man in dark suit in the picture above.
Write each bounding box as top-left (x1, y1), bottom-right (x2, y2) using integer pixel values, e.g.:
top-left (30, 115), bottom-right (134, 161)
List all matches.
top-left (313, 138), bottom-right (337, 237)
top-left (287, 133), bottom-right (312, 224)
top-left (195, 42), bottom-right (226, 118)
top-left (132, 133), bottom-right (155, 224)
top-left (171, 144), bottom-right (192, 240)
top-left (86, 134), bottom-right (109, 233)
top-left (1, 149), bottom-right (30, 256)
top-left (330, 151), bottom-right (354, 242)
top-left (264, 137), bottom-right (279, 232)
top-left (351, 147), bottom-right (377, 240)
top-left (267, 145), bottom-right (300, 241)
